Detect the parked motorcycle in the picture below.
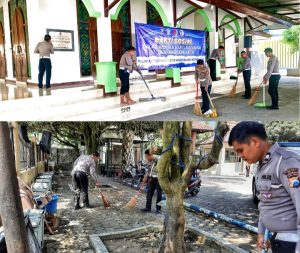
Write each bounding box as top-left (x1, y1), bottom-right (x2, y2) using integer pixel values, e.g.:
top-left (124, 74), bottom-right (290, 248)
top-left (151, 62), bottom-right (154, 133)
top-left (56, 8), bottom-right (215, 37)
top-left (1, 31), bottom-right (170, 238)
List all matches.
top-left (184, 169), bottom-right (201, 197)
top-left (131, 161), bottom-right (148, 187)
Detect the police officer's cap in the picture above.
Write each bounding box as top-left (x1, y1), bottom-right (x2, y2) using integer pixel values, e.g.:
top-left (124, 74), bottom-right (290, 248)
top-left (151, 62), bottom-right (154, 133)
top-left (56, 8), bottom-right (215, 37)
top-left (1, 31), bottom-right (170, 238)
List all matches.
top-left (264, 47), bottom-right (273, 53)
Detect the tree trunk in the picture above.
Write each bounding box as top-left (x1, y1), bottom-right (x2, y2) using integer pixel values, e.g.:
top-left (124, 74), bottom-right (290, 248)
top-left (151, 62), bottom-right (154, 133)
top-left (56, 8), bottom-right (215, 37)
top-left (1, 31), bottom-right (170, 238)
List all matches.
top-left (158, 122), bottom-right (229, 253)
top-left (83, 124), bottom-right (97, 154)
top-left (121, 130), bottom-right (134, 171)
top-left (158, 182), bottom-right (186, 253)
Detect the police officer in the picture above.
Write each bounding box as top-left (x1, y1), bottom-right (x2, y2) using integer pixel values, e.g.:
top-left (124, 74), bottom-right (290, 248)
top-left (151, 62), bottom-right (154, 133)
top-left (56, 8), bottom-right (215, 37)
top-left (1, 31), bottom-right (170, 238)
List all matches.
top-left (229, 121), bottom-right (300, 253)
top-left (239, 51), bottom-right (251, 99)
top-left (119, 46), bottom-right (141, 105)
top-left (34, 35), bottom-right (54, 96)
top-left (195, 59), bottom-right (212, 115)
top-left (71, 151), bottom-right (101, 210)
top-left (208, 46), bottom-right (225, 81)
top-left (141, 149), bottom-right (162, 214)
top-left (263, 48), bottom-right (281, 110)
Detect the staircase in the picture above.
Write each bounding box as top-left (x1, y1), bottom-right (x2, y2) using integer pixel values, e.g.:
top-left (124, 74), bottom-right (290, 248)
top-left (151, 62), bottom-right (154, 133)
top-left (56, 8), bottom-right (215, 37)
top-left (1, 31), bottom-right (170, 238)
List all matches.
top-left (0, 73), bottom-right (262, 121)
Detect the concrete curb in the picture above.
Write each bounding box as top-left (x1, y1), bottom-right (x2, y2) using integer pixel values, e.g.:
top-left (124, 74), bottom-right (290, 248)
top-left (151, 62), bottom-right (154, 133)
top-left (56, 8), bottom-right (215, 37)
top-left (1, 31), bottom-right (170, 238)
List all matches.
top-left (188, 227), bottom-right (249, 253)
top-left (89, 225), bottom-right (248, 253)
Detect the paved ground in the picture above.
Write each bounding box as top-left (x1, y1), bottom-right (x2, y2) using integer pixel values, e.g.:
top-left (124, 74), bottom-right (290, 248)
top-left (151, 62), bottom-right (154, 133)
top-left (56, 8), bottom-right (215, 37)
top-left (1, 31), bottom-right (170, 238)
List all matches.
top-left (138, 76), bottom-right (300, 121)
top-left (44, 174), bottom-right (259, 253)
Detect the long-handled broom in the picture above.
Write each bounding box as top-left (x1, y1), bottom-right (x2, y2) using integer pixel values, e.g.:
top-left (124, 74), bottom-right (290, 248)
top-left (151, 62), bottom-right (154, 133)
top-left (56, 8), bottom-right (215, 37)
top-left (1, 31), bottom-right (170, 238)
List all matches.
top-left (194, 82), bottom-right (202, 116)
top-left (96, 186), bottom-right (111, 208)
top-left (125, 176), bottom-right (147, 209)
top-left (248, 82), bottom-right (264, 106)
top-left (206, 92), bottom-right (218, 118)
top-left (228, 74), bottom-right (239, 97)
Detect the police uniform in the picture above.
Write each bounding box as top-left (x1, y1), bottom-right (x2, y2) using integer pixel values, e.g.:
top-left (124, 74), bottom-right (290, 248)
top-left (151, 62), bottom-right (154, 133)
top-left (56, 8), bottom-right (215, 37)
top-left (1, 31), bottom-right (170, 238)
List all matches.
top-left (71, 155), bottom-right (100, 208)
top-left (240, 57), bottom-right (251, 98)
top-left (195, 64), bottom-right (212, 113)
top-left (263, 55), bottom-right (281, 109)
top-left (208, 49), bottom-right (222, 81)
top-left (256, 143), bottom-right (300, 253)
top-left (34, 41), bottom-right (54, 89)
top-left (144, 157), bottom-right (162, 212)
top-left (119, 52), bottom-right (139, 96)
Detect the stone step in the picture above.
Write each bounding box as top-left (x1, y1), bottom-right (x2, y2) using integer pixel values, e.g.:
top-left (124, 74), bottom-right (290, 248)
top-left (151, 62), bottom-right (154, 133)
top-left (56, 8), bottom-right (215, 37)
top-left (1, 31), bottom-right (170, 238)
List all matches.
top-left (0, 75), bottom-right (262, 121)
top-left (0, 79), bottom-right (171, 112)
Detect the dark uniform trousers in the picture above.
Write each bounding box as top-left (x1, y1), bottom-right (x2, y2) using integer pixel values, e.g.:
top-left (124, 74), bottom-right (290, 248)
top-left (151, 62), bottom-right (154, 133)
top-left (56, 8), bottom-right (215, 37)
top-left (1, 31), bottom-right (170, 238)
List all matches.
top-left (208, 59), bottom-right (217, 81)
top-left (200, 85), bottom-right (212, 112)
top-left (72, 171), bottom-right (89, 206)
top-left (268, 75), bottom-right (281, 108)
top-left (271, 234), bottom-right (297, 253)
top-left (38, 58), bottom-right (52, 89)
top-left (146, 177), bottom-right (162, 211)
top-left (242, 70), bottom-right (251, 98)
top-left (119, 69), bottom-right (130, 95)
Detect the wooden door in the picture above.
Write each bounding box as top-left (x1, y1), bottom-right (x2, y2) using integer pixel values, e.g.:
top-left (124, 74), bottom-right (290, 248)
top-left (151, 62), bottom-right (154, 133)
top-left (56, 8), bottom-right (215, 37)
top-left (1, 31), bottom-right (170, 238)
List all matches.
top-left (12, 8), bottom-right (27, 82)
top-left (0, 22), bottom-right (6, 79)
top-left (111, 19), bottom-right (123, 73)
top-left (89, 18), bottom-right (98, 77)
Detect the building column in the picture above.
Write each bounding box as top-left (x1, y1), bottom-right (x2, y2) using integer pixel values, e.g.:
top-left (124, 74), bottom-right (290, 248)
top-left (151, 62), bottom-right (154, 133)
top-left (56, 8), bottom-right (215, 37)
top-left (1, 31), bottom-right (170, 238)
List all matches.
top-left (26, 0), bottom-right (40, 86)
top-left (216, 146), bottom-right (225, 175)
top-left (165, 0), bottom-right (181, 87)
top-left (95, 17), bottom-right (117, 96)
top-left (2, 0), bottom-right (13, 80)
top-left (130, 0), bottom-right (147, 47)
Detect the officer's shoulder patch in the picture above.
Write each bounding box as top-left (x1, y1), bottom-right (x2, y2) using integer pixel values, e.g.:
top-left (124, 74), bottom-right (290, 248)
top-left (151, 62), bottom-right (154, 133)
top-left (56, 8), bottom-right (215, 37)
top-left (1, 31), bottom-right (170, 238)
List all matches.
top-left (284, 168), bottom-right (300, 188)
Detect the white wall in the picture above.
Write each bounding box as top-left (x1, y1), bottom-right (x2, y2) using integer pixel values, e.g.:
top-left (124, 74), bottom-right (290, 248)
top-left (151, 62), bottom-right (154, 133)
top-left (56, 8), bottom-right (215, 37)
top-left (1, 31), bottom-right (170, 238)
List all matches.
top-left (33, 0), bottom-right (83, 84)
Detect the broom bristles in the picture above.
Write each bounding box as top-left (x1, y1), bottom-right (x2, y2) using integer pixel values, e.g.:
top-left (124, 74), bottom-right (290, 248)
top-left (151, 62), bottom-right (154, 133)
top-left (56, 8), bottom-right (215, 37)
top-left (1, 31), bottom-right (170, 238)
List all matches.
top-left (125, 195), bottom-right (138, 209)
top-left (228, 85), bottom-right (237, 97)
top-left (99, 192), bottom-right (111, 208)
top-left (194, 100), bottom-right (202, 116)
top-left (248, 90), bottom-right (259, 106)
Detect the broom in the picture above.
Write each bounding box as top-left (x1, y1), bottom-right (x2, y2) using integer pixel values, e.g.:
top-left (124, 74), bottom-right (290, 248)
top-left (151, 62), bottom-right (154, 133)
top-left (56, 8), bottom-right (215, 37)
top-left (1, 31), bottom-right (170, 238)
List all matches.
top-left (96, 186), bottom-right (111, 208)
top-left (125, 176), bottom-right (147, 209)
top-left (248, 82), bottom-right (264, 106)
top-left (194, 82), bottom-right (202, 116)
top-left (207, 92), bottom-right (218, 118)
top-left (228, 74), bottom-right (239, 97)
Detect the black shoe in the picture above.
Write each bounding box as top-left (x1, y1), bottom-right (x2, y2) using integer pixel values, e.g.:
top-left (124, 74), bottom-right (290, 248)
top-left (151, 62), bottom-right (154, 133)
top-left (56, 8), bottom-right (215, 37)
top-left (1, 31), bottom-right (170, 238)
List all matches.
top-left (75, 205), bottom-right (81, 210)
top-left (155, 209), bottom-right (161, 214)
top-left (83, 204), bottom-right (93, 209)
top-left (267, 106), bottom-right (279, 110)
top-left (141, 208), bottom-right (151, 212)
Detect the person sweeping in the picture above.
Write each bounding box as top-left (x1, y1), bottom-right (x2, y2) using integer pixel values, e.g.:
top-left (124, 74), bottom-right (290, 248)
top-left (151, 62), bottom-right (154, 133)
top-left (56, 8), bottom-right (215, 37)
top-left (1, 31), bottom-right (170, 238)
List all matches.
top-left (263, 48), bottom-right (281, 110)
top-left (71, 151), bottom-right (102, 210)
top-left (195, 59), bottom-right (213, 116)
top-left (141, 149), bottom-right (162, 214)
top-left (119, 46), bottom-right (142, 105)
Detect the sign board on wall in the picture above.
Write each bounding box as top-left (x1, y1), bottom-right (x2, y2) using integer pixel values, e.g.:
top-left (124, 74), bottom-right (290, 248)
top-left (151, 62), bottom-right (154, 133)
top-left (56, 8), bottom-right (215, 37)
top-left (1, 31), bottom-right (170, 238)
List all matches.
top-left (135, 23), bottom-right (206, 70)
top-left (46, 29), bottom-right (74, 51)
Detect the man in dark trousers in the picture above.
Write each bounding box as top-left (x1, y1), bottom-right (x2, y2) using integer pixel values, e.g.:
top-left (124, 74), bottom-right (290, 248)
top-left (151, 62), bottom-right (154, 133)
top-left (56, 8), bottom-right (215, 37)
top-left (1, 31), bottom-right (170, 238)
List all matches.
top-left (239, 51), bottom-right (252, 99)
top-left (34, 35), bottom-right (54, 96)
top-left (229, 122), bottom-right (300, 253)
top-left (119, 46), bottom-right (141, 105)
top-left (141, 149), bottom-right (162, 214)
top-left (71, 151), bottom-right (101, 210)
top-left (208, 46), bottom-right (225, 81)
top-left (263, 48), bottom-right (281, 110)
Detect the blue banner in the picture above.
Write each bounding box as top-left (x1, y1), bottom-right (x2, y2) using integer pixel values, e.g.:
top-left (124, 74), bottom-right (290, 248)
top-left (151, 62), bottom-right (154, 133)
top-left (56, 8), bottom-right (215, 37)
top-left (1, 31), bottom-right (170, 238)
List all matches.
top-left (135, 23), bottom-right (206, 70)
